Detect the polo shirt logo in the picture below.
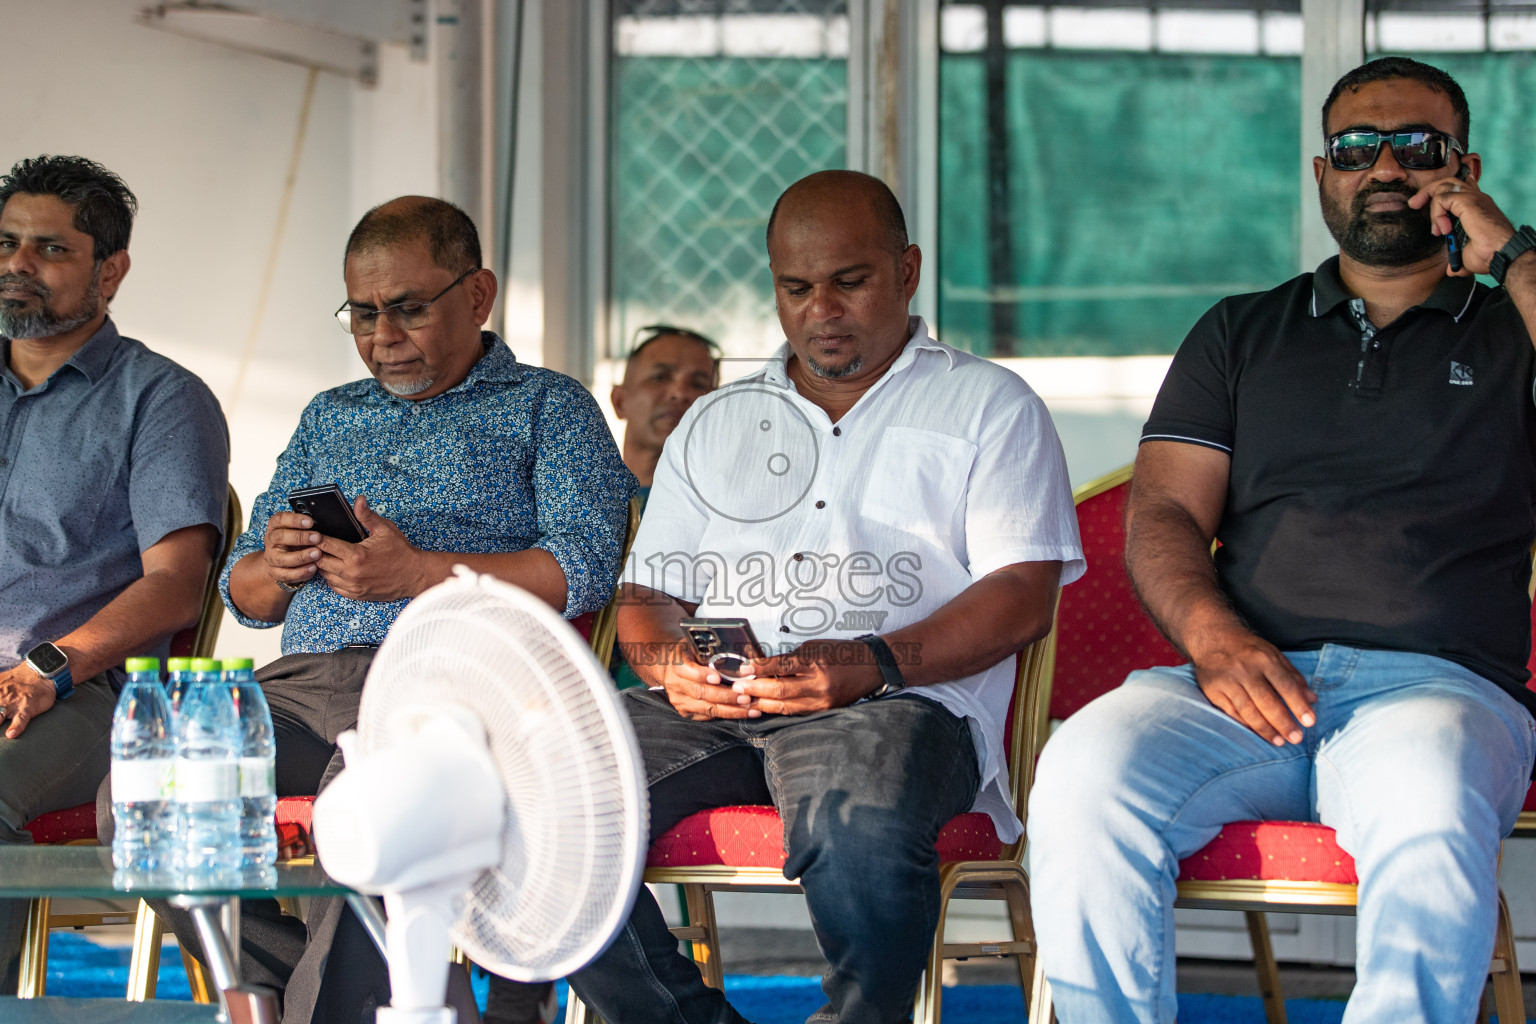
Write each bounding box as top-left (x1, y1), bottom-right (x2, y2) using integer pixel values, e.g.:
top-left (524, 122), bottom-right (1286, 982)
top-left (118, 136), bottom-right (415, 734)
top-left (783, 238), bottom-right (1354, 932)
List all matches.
top-left (1449, 361), bottom-right (1474, 386)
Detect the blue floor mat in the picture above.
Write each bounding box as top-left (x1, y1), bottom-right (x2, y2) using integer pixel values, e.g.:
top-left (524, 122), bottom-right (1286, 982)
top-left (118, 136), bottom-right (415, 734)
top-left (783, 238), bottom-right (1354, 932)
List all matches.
top-left (45, 932), bottom-right (192, 1001)
top-left (43, 933), bottom-right (1390, 1024)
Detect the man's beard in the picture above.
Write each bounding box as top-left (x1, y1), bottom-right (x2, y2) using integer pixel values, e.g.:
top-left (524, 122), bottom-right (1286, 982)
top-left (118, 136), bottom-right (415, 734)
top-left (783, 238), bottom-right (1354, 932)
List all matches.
top-left (805, 354), bottom-right (863, 379)
top-left (1320, 180), bottom-right (1442, 267)
top-left (0, 270), bottom-right (101, 340)
top-left (382, 375), bottom-right (434, 396)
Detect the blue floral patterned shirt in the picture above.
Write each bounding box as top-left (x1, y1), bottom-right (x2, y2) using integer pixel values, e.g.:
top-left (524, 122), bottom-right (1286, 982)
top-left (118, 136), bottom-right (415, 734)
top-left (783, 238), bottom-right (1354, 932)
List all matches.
top-left (220, 333), bottom-right (634, 653)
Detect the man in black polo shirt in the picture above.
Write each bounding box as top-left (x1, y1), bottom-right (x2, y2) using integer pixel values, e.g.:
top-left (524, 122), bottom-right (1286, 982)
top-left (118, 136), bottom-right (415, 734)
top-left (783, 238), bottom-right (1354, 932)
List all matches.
top-left (1029, 57), bottom-right (1536, 1023)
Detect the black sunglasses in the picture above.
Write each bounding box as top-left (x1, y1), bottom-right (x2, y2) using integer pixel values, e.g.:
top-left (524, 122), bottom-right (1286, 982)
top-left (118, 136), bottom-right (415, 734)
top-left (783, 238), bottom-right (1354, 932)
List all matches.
top-left (1326, 128), bottom-right (1464, 172)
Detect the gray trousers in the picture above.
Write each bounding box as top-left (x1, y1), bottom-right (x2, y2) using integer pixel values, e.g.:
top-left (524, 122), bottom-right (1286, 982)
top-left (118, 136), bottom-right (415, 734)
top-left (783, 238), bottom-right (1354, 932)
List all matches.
top-left (0, 672), bottom-right (117, 992)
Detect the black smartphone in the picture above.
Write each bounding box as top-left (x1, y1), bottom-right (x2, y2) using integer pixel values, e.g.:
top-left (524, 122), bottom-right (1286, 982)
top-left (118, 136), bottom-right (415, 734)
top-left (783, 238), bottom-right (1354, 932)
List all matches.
top-left (287, 484), bottom-right (368, 544)
top-left (1448, 165), bottom-right (1472, 273)
top-left (680, 617), bottom-right (763, 679)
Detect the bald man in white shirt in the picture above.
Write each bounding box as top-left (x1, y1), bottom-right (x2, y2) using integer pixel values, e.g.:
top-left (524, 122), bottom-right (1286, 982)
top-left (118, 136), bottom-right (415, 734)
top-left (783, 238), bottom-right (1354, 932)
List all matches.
top-left (566, 170), bottom-right (1084, 1024)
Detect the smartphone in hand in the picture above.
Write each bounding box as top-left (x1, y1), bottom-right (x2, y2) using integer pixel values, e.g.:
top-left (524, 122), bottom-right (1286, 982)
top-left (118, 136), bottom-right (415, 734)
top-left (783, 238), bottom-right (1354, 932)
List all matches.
top-left (287, 484), bottom-right (368, 544)
top-left (681, 617), bottom-right (763, 680)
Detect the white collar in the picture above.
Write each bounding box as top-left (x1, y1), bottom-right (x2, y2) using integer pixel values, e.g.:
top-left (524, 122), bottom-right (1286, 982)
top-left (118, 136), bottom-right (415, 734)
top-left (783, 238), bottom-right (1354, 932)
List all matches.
top-left (758, 316), bottom-right (954, 388)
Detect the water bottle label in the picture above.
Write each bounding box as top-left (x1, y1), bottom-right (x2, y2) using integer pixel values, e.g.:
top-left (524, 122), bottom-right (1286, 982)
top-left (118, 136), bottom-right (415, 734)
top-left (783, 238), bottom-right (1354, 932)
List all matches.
top-left (111, 759), bottom-right (174, 802)
top-left (240, 757), bottom-right (276, 798)
top-left (175, 759), bottom-right (239, 801)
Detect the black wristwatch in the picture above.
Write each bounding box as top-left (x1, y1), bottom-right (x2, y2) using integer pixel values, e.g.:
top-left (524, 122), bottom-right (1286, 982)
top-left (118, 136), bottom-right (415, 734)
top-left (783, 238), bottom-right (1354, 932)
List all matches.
top-left (24, 642), bottom-right (74, 701)
top-left (1490, 225), bottom-right (1536, 286)
top-left (855, 634), bottom-right (906, 699)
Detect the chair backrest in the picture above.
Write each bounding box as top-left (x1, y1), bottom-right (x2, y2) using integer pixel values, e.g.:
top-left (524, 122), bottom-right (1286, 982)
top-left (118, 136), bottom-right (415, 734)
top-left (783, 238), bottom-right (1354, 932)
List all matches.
top-left (169, 484), bottom-right (244, 659)
top-left (1048, 464), bottom-right (1181, 721)
top-left (1005, 615), bottom-right (1060, 857)
top-left (588, 494), bottom-right (645, 666)
top-left (1017, 464), bottom-right (1184, 838)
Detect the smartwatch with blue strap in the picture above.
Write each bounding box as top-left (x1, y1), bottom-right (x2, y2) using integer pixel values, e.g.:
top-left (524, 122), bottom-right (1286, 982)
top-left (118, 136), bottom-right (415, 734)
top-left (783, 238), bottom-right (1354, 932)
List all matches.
top-left (25, 642), bottom-right (74, 701)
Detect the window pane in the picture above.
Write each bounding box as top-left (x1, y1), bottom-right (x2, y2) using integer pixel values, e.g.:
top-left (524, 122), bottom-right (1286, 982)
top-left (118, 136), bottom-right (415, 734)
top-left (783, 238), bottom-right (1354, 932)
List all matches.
top-left (938, 3), bottom-right (1301, 357)
top-left (610, 0), bottom-right (849, 358)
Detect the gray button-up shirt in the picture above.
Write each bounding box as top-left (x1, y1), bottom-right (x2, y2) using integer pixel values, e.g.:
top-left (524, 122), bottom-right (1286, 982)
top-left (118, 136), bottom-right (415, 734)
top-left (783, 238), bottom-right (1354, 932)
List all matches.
top-left (0, 318), bottom-right (229, 676)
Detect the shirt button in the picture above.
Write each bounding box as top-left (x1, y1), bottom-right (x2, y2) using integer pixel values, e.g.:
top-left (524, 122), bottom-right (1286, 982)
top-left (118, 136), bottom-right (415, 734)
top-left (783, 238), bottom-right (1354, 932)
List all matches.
top-left (0, 456), bottom-right (8, 466)
top-left (832, 426), bottom-right (841, 437)
top-left (793, 552), bottom-right (804, 562)
top-left (815, 500), bottom-right (825, 509)
top-left (388, 455), bottom-right (400, 464)
top-left (1370, 340), bottom-right (1380, 350)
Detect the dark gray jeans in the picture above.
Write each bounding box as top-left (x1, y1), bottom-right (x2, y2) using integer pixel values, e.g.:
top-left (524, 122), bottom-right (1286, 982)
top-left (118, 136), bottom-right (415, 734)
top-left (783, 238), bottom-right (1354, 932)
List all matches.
top-left (567, 688), bottom-right (981, 1024)
top-left (0, 671), bottom-right (117, 992)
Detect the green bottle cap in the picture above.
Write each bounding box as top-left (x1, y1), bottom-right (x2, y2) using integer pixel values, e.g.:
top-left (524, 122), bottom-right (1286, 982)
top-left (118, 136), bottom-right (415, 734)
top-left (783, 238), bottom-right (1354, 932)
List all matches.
top-left (167, 658), bottom-right (193, 673)
top-left (190, 658), bottom-right (220, 673)
top-left (223, 657), bottom-right (255, 671)
top-left (125, 657), bottom-right (160, 673)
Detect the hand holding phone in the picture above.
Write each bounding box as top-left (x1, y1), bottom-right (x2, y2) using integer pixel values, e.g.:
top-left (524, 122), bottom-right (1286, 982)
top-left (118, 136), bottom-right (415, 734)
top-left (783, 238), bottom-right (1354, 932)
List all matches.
top-left (681, 617), bottom-right (763, 680)
top-left (288, 484), bottom-right (368, 544)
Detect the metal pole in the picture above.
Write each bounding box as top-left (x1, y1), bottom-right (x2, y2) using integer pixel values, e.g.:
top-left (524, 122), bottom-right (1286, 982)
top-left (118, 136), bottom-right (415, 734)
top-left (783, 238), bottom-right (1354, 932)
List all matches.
top-left (982, 0), bottom-right (1016, 356)
top-left (438, 0), bottom-right (486, 224)
top-left (1300, 0), bottom-right (1365, 272)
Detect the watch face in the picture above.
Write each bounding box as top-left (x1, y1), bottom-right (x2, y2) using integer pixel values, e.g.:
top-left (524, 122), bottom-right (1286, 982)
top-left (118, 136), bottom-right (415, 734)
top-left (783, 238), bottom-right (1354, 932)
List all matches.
top-left (27, 642), bottom-right (67, 676)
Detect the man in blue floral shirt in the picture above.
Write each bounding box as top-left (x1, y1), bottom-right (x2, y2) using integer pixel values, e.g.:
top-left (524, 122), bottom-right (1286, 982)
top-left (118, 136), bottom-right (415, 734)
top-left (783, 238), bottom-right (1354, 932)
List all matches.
top-left (215, 196), bottom-right (632, 1024)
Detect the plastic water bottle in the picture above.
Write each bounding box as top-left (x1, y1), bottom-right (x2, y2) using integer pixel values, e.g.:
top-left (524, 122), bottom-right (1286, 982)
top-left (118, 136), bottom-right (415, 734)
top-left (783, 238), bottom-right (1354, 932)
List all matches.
top-left (165, 657), bottom-right (194, 718)
top-left (175, 657), bottom-right (241, 877)
top-left (109, 657), bottom-right (175, 873)
top-left (225, 658), bottom-right (278, 868)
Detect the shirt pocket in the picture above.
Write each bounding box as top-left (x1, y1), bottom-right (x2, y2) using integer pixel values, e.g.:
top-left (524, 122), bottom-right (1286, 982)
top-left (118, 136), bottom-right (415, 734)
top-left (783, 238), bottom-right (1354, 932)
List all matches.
top-left (859, 427), bottom-right (976, 542)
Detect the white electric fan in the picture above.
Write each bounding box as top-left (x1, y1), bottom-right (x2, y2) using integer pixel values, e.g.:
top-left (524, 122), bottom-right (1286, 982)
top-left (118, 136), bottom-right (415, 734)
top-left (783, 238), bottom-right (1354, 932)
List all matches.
top-left (312, 567), bottom-right (650, 1024)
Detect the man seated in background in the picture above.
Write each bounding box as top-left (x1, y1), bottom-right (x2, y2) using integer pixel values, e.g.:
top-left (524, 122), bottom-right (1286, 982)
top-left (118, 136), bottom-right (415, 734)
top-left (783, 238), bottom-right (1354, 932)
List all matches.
top-left (608, 324), bottom-right (718, 689)
top-left (610, 323), bottom-right (718, 509)
top-left (1029, 58), bottom-right (1536, 1023)
top-left (0, 154), bottom-right (228, 993)
top-left (569, 170), bottom-right (1083, 1024)
top-left (112, 195), bottom-right (633, 1024)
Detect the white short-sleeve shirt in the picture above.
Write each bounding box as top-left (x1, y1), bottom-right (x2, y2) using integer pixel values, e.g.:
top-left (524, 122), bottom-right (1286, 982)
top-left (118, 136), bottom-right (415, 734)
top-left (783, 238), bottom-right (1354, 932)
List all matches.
top-left (626, 316), bottom-right (1084, 840)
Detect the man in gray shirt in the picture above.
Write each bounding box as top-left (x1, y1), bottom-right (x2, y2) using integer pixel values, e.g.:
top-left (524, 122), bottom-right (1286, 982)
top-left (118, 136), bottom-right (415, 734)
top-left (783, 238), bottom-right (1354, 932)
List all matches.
top-left (0, 155), bottom-right (229, 990)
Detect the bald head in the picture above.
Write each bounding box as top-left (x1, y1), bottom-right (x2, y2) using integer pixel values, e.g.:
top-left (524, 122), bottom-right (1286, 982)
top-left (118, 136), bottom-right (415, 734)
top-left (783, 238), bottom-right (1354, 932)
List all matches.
top-left (765, 171), bottom-right (908, 257)
top-left (344, 195), bottom-right (481, 274)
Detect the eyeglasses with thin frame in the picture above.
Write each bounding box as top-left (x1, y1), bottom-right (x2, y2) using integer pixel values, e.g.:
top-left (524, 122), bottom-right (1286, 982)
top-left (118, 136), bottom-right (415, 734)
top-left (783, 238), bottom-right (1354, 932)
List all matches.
top-left (1326, 128), bottom-right (1465, 173)
top-left (335, 267), bottom-right (478, 336)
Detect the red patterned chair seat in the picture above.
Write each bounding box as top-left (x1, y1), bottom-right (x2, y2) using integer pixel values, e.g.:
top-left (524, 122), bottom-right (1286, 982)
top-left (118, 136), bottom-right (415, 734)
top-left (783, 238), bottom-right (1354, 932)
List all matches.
top-left (1178, 820), bottom-right (1357, 885)
top-left (276, 795), bottom-right (316, 856)
top-left (23, 803), bottom-right (98, 845)
top-left (1524, 781), bottom-right (1536, 813)
top-left (24, 797), bottom-right (325, 853)
top-left (645, 805), bottom-right (1002, 869)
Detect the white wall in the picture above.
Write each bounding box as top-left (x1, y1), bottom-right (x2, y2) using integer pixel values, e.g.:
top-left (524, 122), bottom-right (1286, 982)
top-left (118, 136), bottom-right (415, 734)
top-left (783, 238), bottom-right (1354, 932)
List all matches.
top-left (1, 0), bottom-right (441, 665)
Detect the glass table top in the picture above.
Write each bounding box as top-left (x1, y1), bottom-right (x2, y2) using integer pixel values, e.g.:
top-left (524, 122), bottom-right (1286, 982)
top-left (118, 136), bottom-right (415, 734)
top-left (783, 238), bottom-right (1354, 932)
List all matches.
top-left (0, 846), bottom-right (348, 900)
top-left (0, 996), bottom-right (221, 1022)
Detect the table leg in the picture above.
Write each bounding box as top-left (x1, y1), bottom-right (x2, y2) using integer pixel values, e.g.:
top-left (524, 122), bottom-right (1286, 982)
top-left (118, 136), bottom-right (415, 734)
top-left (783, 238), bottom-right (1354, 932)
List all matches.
top-left (346, 891), bottom-right (389, 957)
top-left (179, 896), bottom-right (281, 1024)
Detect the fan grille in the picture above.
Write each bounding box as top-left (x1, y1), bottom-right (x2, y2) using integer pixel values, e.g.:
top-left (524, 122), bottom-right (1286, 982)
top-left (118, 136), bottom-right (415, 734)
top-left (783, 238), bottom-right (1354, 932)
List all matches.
top-left (356, 573), bottom-right (648, 981)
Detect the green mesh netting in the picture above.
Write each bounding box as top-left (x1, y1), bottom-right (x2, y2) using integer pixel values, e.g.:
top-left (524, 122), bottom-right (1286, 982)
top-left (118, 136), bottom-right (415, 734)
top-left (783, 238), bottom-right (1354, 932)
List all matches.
top-left (939, 50), bottom-right (1301, 357)
top-left (610, 56), bottom-right (847, 356)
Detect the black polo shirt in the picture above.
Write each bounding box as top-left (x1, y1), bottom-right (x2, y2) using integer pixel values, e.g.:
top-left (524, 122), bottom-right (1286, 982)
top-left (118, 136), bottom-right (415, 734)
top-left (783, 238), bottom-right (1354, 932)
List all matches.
top-left (1143, 256), bottom-right (1536, 715)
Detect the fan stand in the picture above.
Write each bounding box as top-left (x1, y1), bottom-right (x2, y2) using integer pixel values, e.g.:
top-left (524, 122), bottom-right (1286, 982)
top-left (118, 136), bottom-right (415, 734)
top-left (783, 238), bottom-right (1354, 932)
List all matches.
top-left (376, 879), bottom-right (476, 1024)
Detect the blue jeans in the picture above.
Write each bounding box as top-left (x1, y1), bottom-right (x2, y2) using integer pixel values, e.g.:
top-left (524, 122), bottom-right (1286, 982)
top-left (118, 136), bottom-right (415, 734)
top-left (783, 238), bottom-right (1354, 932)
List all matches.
top-left (567, 688), bottom-right (980, 1024)
top-left (1027, 646), bottom-right (1536, 1024)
